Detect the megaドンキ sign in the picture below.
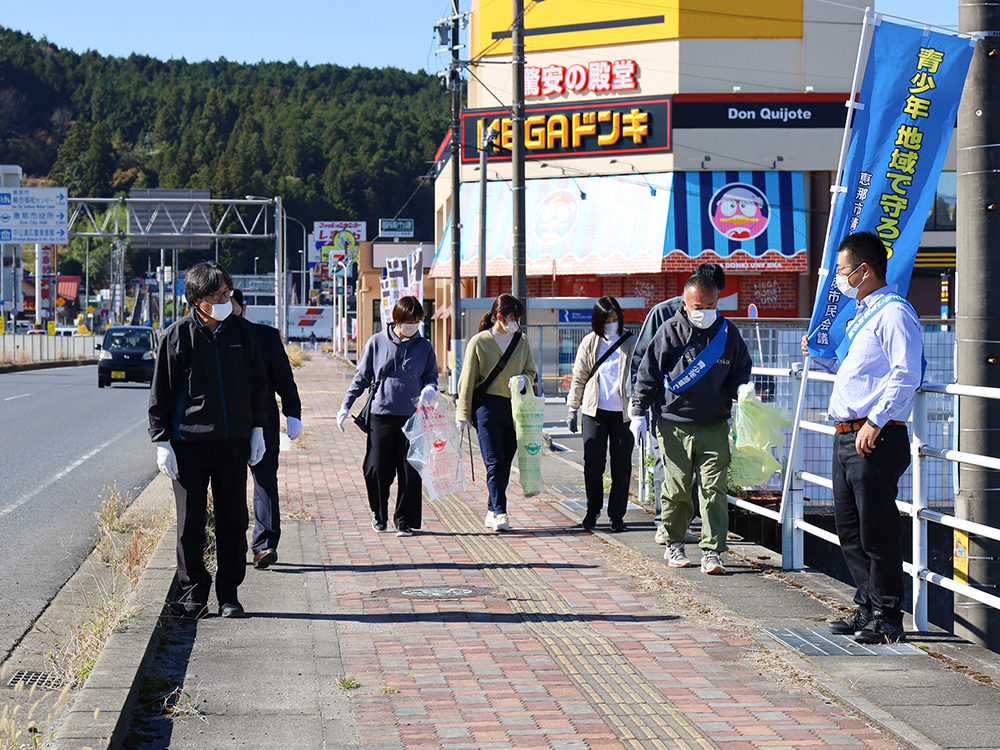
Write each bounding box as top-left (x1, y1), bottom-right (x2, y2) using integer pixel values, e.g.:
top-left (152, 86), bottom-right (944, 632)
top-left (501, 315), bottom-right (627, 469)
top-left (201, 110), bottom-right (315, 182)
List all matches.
top-left (461, 96), bottom-right (670, 163)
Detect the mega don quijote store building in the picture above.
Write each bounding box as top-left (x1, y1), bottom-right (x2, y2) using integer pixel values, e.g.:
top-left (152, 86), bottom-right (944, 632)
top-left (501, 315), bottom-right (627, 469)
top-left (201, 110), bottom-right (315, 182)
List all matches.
top-left (427, 0), bottom-right (957, 346)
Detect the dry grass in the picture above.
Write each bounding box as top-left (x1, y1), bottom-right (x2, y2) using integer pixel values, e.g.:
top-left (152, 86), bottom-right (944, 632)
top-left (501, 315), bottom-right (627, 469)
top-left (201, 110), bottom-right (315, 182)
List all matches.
top-left (285, 343), bottom-right (310, 367)
top-left (281, 493), bottom-right (314, 521)
top-left (0, 664), bottom-right (73, 750)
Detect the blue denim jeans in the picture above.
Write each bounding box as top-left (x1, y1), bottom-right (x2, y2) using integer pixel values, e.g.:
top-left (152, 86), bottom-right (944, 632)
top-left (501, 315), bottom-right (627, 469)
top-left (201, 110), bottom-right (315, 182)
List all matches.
top-left (475, 394), bottom-right (517, 514)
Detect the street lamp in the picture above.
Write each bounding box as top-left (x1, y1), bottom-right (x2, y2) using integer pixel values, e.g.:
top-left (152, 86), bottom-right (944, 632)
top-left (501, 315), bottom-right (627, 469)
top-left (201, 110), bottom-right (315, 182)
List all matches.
top-left (254, 256), bottom-right (259, 275)
top-left (283, 212), bottom-right (309, 306)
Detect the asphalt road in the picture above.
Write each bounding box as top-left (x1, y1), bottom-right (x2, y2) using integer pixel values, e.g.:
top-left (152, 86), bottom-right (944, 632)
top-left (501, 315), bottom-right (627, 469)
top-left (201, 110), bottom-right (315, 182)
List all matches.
top-left (0, 365), bottom-right (156, 662)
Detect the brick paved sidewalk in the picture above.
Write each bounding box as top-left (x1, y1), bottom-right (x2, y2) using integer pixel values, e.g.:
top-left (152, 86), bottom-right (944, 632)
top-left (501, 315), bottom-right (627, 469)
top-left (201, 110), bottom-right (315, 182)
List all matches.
top-left (280, 356), bottom-right (904, 750)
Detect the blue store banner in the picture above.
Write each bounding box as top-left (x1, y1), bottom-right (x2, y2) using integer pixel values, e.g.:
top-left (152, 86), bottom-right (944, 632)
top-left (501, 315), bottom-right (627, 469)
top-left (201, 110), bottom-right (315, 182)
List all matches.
top-left (806, 19), bottom-right (976, 359)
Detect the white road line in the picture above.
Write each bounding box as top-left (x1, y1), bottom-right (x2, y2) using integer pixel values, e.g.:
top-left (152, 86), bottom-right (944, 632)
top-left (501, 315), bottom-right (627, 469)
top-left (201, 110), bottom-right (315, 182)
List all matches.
top-left (3, 393), bottom-right (30, 401)
top-left (0, 418), bottom-right (147, 520)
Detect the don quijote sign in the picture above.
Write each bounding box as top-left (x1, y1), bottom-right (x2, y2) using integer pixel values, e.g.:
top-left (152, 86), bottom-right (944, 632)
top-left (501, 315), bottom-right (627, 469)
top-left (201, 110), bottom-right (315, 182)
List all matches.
top-left (461, 96), bottom-right (670, 162)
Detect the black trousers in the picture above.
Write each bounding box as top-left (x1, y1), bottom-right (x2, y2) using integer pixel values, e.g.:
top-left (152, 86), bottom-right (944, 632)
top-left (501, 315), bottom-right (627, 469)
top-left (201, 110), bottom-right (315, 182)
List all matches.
top-left (832, 424), bottom-right (910, 619)
top-left (172, 439), bottom-right (250, 606)
top-left (582, 409), bottom-right (634, 523)
top-left (363, 414), bottom-right (422, 529)
top-left (250, 427), bottom-right (281, 553)
top-left (475, 394), bottom-right (517, 514)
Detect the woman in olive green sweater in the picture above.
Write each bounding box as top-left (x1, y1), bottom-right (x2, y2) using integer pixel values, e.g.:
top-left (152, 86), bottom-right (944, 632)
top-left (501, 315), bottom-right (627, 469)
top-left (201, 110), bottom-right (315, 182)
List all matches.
top-left (456, 294), bottom-right (537, 532)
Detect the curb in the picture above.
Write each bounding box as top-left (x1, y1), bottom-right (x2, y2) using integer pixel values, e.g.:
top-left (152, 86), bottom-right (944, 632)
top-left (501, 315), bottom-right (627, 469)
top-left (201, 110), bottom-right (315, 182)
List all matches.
top-left (51, 519), bottom-right (177, 750)
top-left (0, 358), bottom-right (98, 375)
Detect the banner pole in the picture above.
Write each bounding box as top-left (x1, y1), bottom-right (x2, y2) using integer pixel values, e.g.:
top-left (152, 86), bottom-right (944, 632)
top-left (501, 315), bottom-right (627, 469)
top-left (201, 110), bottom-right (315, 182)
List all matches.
top-left (779, 6), bottom-right (874, 522)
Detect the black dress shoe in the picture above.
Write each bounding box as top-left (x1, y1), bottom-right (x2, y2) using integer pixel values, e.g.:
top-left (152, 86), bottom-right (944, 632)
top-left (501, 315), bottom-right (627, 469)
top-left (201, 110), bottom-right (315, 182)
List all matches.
top-left (372, 512), bottom-right (387, 532)
top-left (580, 515), bottom-right (597, 530)
top-left (219, 602), bottom-right (246, 619)
top-left (828, 608), bottom-right (871, 635)
top-left (854, 612), bottom-right (905, 644)
top-left (609, 520), bottom-right (627, 533)
top-left (253, 549), bottom-right (278, 569)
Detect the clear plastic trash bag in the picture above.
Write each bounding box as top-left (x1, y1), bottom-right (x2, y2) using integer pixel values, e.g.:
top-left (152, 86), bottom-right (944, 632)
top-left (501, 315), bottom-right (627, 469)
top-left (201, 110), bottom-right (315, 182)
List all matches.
top-left (403, 394), bottom-right (468, 501)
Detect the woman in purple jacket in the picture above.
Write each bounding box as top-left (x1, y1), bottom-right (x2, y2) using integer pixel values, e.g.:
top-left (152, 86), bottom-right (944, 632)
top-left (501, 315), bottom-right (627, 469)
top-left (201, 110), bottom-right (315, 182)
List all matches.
top-left (337, 297), bottom-right (438, 537)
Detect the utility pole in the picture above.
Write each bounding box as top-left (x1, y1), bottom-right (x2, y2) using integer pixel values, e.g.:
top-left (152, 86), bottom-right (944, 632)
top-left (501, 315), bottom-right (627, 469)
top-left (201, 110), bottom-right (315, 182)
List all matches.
top-left (511, 0), bottom-right (527, 310)
top-left (448, 0), bottom-right (464, 394)
top-left (956, 1), bottom-right (1000, 651)
top-left (479, 120), bottom-right (499, 297)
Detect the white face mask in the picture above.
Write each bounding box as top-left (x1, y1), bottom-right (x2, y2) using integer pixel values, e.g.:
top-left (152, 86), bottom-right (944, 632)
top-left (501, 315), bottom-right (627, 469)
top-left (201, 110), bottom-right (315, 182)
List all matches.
top-left (500, 318), bottom-right (519, 334)
top-left (603, 322), bottom-right (620, 337)
top-left (686, 308), bottom-right (717, 330)
top-left (202, 300), bottom-right (232, 322)
top-left (398, 322), bottom-right (420, 338)
top-left (834, 264), bottom-right (863, 299)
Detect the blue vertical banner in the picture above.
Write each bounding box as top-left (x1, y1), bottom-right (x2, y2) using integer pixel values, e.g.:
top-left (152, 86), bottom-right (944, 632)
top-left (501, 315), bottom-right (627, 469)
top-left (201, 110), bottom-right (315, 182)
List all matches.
top-left (806, 20), bottom-right (976, 359)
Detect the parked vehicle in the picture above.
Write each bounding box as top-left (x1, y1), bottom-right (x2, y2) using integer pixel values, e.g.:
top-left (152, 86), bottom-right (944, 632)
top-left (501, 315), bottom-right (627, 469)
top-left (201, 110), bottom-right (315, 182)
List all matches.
top-left (97, 326), bottom-right (157, 388)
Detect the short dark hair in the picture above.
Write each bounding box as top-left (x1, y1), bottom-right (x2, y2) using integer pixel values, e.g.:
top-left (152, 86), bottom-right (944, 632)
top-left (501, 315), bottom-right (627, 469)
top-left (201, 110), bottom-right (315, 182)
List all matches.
top-left (231, 289), bottom-right (246, 307)
top-left (837, 231), bottom-right (888, 279)
top-left (392, 295), bottom-right (424, 323)
top-left (591, 296), bottom-right (624, 337)
top-left (185, 261), bottom-right (233, 306)
top-left (694, 262), bottom-right (725, 291)
top-left (684, 273), bottom-right (718, 295)
top-left (479, 293), bottom-right (526, 332)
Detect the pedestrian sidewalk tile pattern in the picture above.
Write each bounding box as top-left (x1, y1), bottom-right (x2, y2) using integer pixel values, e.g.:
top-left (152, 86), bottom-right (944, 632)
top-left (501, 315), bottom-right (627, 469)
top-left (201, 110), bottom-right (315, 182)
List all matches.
top-left (278, 358), bottom-right (904, 749)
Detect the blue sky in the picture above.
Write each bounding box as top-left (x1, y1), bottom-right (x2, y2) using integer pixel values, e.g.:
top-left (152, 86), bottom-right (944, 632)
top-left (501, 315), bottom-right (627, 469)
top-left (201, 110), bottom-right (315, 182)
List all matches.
top-left (0, 1), bottom-right (957, 74)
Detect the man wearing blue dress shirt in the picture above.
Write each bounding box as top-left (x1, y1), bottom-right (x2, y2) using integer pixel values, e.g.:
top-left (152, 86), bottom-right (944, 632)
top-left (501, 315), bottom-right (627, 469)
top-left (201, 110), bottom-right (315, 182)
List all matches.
top-left (803, 231), bottom-right (923, 644)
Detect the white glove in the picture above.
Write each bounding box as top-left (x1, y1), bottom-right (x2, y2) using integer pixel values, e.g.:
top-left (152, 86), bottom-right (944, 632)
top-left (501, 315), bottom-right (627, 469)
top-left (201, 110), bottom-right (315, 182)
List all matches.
top-left (629, 415), bottom-right (647, 444)
top-left (286, 416), bottom-right (303, 440)
top-left (508, 375), bottom-right (527, 394)
top-left (249, 427), bottom-right (266, 466)
top-left (419, 385), bottom-right (437, 407)
top-left (737, 382), bottom-right (755, 400)
top-left (336, 405), bottom-right (349, 433)
top-left (457, 419), bottom-right (473, 433)
top-left (156, 442), bottom-right (178, 480)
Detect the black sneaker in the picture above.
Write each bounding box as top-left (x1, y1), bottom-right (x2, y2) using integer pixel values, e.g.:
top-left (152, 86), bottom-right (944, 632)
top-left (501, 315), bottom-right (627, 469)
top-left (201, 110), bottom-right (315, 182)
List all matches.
top-left (395, 523), bottom-right (413, 537)
top-left (609, 520), bottom-right (627, 533)
top-left (580, 515), bottom-right (597, 530)
top-left (828, 608), bottom-right (871, 636)
top-left (372, 512), bottom-right (387, 532)
top-left (854, 612), bottom-right (905, 644)
top-left (219, 601), bottom-right (246, 619)
top-left (174, 600), bottom-right (208, 620)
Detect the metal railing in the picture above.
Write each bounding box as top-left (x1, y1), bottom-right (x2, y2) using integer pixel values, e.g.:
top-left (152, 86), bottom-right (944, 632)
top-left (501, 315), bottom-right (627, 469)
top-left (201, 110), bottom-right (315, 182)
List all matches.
top-left (742, 364), bottom-right (1000, 633)
top-left (0, 334), bottom-right (99, 364)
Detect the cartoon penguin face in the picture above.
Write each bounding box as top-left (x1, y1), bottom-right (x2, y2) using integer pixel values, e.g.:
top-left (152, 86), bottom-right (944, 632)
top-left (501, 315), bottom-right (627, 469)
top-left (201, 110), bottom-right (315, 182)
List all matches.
top-left (709, 183), bottom-right (770, 241)
top-left (532, 190), bottom-right (580, 246)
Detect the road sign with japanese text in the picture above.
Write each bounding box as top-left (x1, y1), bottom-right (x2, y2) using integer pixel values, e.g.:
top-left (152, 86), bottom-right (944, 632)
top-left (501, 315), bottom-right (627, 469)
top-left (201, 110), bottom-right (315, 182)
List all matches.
top-left (0, 188), bottom-right (68, 243)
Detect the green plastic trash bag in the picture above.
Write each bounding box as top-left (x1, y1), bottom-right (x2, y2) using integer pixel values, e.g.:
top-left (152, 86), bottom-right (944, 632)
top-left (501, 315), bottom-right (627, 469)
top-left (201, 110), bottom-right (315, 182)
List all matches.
top-left (511, 386), bottom-right (545, 497)
top-left (730, 383), bottom-right (792, 488)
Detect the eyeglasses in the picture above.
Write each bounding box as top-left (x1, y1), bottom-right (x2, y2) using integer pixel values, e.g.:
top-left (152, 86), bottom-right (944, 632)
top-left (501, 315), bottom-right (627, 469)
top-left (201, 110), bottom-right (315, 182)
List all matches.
top-left (204, 288), bottom-right (233, 304)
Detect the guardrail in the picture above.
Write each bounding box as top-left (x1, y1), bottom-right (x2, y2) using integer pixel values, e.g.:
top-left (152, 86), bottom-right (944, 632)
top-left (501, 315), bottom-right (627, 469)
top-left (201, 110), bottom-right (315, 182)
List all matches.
top-left (0, 334), bottom-right (99, 364)
top-left (741, 364), bottom-right (1000, 633)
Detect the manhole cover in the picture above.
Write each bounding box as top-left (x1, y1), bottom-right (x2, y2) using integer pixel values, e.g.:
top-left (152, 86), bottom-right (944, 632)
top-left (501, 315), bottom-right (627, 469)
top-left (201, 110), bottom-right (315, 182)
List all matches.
top-left (764, 628), bottom-right (922, 657)
top-left (372, 586), bottom-right (493, 600)
top-left (7, 670), bottom-right (66, 691)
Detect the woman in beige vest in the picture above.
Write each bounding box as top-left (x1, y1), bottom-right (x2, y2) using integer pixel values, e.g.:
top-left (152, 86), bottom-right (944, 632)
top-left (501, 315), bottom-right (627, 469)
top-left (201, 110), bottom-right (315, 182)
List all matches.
top-left (566, 296), bottom-right (635, 532)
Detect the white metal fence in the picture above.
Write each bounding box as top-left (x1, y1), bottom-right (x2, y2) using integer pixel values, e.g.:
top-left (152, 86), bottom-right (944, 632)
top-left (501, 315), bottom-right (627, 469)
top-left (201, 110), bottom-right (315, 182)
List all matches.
top-left (0, 334), bottom-right (99, 365)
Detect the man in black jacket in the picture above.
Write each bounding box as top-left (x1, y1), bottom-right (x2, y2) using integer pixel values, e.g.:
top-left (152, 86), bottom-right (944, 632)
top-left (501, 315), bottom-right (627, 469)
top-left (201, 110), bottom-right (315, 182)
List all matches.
top-left (231, 289), bottom-right (302, 570)
top-left (148, 262), bottom-right (269, 619)
top-left (631, 273), bottom-right (752, 576)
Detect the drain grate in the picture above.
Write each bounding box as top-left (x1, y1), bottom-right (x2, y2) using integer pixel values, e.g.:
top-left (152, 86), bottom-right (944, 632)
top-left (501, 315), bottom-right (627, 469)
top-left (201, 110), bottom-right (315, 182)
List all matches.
top-left (7, 670), bottom-right (66, 691)
top-left (764, 628), bottom-right (922, 657)
top-left (372, 586), bottom-right (493, 600)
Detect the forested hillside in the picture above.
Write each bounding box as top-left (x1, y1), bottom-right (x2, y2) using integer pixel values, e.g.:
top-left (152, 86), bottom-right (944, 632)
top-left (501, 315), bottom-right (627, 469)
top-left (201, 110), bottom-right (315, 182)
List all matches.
top-left (0, 26), bottom-right (448, 278)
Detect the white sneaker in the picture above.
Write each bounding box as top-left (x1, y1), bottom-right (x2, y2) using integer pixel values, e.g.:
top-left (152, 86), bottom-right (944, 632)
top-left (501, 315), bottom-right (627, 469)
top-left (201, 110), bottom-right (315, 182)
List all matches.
top-left (654, 525), bottom-right (667, 545)
top-left (665, 542), bottom-right (691, 568)
top-left (493, 513), bottom-right (510, 532)
top-left (700, 551), bottom-right (727, 575)
top-left (484, 511), bottom-right (496, 529)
